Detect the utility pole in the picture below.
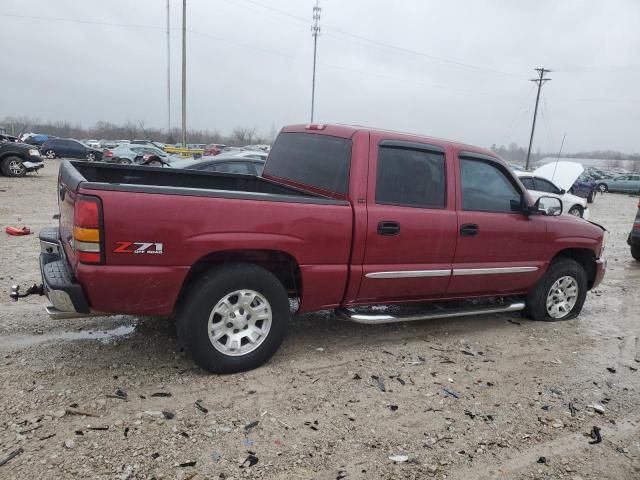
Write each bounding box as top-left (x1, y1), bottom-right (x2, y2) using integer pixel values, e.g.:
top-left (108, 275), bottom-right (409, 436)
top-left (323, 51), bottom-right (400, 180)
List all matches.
top-left (181, 0), bottom-right (187, 147)
top-left (525, 67), bottom-right (551, 170)
top-left (310, 0), bottom-right (321, 122)
top-left (166, 0), bottom-right (171, 137)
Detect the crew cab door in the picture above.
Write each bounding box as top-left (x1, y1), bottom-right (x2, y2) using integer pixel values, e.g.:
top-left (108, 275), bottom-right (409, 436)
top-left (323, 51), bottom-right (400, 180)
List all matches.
top-left (448, 153), bottom-right (547, 296)
top-left (357, 139), bottom-right (458, 303)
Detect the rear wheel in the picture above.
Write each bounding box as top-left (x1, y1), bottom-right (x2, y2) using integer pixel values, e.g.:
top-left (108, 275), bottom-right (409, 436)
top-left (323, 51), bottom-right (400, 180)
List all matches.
top-left (597, 183), bottom-right (608, 193)
top-left (587, 190), bottom-right (596, 203)
top-left (632, 245), bottom-right (640, 261)
top-left (44, 149), bottom-right (56, 159)
top-left (1, 156), bottom-right (27, 177)
top-left (86, 152), bottom-right (96, 162)
top-left (119, 158), bottom-right (132, 165)
top-left (568, 205), bottom-right (584, 217)
top-left (524, 258), bottom-right (587, 321)
top-left (177, 263), bottom-right (289, 373)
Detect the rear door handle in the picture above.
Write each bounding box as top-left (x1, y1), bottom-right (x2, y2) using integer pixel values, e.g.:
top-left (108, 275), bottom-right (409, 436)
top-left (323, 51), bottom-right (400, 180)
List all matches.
top-left (460, 223), bottom-right (479, 237)
top-left (377, 221), bottom-right (401, 236)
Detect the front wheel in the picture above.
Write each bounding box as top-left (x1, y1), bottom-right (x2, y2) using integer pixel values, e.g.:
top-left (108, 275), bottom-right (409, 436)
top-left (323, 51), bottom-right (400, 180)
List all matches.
top-left (119, 158), bottom-right (132, 165)
top-left (568, 205), bottom-right (584, 217)
top-left (524, 258), bottom-right (587, 321)
top-left (177, 264), bottom-right (289, 373)
top-left (597, 183), bottom-right (608, 193)
top-left (1, 156), bottom-right (27, 177)
top-left (632, 245), bottom-right (640, 261)
top-left (44, 149), bottom-right (56, 159)
top-left (587, 190), bottom-right (596, 203)
top-left (86, 152), bottom-right (96, 162)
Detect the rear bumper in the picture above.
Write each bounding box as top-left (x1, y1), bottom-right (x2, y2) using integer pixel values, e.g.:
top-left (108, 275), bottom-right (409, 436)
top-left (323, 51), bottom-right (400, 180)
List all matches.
top-left (593, 256), bottom-right (606, 289)
top-left (628, 231), bottom-right (640, 247)
top-left (39, 227), bottom-right (90, 314)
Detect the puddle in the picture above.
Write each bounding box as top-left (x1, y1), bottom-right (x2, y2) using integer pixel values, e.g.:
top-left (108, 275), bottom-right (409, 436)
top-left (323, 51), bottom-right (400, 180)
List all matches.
top-left (0, 324), bottom-right (137, 350)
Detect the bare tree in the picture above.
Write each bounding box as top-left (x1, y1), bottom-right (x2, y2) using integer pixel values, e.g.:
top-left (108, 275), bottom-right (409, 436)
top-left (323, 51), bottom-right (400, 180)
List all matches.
top-left (230, 126), bottom-right (256, 146)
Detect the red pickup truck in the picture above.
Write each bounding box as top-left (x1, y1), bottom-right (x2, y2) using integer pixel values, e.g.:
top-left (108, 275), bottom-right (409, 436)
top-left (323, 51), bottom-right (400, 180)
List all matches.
top-left (30, 124), bottom-right (606, 373)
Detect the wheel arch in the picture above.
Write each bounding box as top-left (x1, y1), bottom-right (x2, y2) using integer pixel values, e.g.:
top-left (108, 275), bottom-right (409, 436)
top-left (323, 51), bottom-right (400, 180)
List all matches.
top-left (175, 249), bottom-right (302, 311)
top-left (551, 248), bottom-right (597, 289)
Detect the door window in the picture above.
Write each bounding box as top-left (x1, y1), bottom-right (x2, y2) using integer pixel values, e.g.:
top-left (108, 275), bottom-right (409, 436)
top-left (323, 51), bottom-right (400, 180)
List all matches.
top-left (205, 162), bottom-right (254, 174)
top-left (519, 176), bottom-right (535, 190)
top-left (533, 177), bottom-right (561, 194)
top-left (375, 147), bottom-right (446, 208)
top-left (460, 158), bottom-right (521, 213)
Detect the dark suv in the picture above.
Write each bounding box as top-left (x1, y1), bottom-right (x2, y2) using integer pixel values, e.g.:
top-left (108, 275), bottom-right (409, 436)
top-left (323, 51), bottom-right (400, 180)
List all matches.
top-left (628, 199), bottom-right (640, 261)
top-left (40, 138), bottom-right (103, 161)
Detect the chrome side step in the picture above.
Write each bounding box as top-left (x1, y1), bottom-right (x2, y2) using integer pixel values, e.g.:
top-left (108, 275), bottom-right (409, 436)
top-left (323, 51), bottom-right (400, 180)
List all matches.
top-left (335, 302), bottom-right (525, 325)
top-left (45, 306), bottom-right (107, 320)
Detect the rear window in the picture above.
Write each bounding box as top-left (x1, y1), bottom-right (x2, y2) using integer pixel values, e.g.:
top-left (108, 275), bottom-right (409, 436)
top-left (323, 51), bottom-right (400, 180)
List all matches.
top-left (264, 132), bottom-right (352, 194)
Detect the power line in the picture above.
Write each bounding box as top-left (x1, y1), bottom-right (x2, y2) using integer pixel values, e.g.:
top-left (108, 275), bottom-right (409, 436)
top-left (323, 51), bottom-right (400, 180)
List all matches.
top-left (525, 67), bottom-right (551, 170)
top-left (0, 12), bottom-right (163, 30)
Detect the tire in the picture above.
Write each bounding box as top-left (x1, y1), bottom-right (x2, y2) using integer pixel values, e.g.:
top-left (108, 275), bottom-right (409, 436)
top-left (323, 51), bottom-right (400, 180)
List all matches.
top-left (1, 156), bottom-right (27, 177)
top-left (632, 245), bottom-right (640, 261)
top-left (44, 149), bottom-right (56, 159)
top-left (119, 158), bottom-right (132, 165)
top-left (597, 183), bottom-right (608, 193)
top-left (587, 190), bottom-right (595, 203)
top-left (568, 205), bottom-right (584, 217)
top-left (177, 263), bottom-right (289, 374)
top-left (86, 152), bottom-right (96, 162)
top-left (524, 258), bottom-right (587, 321)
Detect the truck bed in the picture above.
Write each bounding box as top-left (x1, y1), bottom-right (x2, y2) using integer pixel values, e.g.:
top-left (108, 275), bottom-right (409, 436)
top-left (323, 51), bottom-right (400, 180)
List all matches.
top-left (63, 161), bottom-right (339, 205)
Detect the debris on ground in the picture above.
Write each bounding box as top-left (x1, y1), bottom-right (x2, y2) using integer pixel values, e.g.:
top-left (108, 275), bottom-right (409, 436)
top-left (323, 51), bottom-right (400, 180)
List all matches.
top-left (0, 447), bottom-right (23, 467)
top-left (590, 404), bottom-right (606, 414)
top-left (194, 400), bottom-right (208, 413)
top-left (240, 453), bottom-right (259, 468)
top-left (389, 454), bottom-right (409, 463)
top-left (589, 426), bottom-right (603, 444)
top-left (371, 375), bottom-right (386, 392)
top-left (244, 420), bottom-right (259, 431)
top-left (5, 226), bottom-right (31, 236)
top-left (443, 387), bottom-right (460, 399)
top-left (151, 392), bottom-right (172, 397)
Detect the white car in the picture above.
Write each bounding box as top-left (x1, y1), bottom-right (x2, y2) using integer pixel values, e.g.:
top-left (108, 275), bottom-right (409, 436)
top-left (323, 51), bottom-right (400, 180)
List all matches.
top-left (516, 169), bottom-right (589, 219)
top-left (231, 150), bottom-right (268, 160)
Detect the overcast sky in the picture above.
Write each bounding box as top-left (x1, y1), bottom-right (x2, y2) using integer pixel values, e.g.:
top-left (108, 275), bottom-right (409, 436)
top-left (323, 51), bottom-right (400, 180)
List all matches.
top-left (1, 0), bottom-right (639, 152)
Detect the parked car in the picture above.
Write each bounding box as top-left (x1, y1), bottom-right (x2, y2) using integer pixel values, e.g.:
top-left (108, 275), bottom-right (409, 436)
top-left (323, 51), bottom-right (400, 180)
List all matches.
top-left (131, 140), bottom-right (165, 149)
top-left (85, 139), bottom-right (101, 149)
top-left (22, 134), bottom-right (54, 146)
top-left (596, 174), bottom-right (640, 193)
top-left (203, 144), bottom-right (226, 156)
top-left (40, 138), bottom-right (103, 161)
top-left (104, 144), bottom-right (170, 164)
top-left (569, 174), bottom-right (597, 203)
top-left (0, 133), bottom-right (18, 143)
top-left (516, 171), bottom-right (589, 218)
top-left (28, 124), bottom-right (606, 374)
top-left (0, 141), bottom-right (44, 177)
top-left (231, 150), bottom-right (269, 161)
top-left (170, 154), bottom-right (265, 175)
top-left (628, 199), bottom-right (640, 261)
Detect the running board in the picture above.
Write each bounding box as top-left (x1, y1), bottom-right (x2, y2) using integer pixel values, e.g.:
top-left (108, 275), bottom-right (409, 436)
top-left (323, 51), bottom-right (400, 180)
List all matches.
top-left (335, 301), bottom-right (525, 325)
top-left (45, 306), bottom-right (107, 320)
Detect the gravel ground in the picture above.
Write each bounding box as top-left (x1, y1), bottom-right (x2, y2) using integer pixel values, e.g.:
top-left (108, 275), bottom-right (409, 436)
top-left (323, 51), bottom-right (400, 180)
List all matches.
top-left (0, 160), bottom-right (639, 480)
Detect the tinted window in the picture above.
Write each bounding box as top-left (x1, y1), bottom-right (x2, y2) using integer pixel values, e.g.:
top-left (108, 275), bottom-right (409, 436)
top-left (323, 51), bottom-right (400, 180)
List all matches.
top-left (375, 147), bottom-right (445, 208)
top-left (533, 178), bottom-right (560, 194)
top-left (265, 132), bottom-right (351, 194)
top-left (460, 158), bottom-right (521, 213)
top-left (520, 176), bottom-right (535, 189)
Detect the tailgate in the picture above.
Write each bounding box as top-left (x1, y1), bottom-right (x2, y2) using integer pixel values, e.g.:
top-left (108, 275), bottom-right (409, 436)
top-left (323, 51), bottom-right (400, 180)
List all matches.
top-left (58, 168), bottom-right (79, 267)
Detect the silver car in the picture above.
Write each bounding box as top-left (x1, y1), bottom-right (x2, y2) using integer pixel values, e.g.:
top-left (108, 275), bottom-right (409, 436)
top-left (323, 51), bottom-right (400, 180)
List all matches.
top-left (597, 174), bottom-right (640, 193)
top-left (104, 144), bottom-right (169, 164)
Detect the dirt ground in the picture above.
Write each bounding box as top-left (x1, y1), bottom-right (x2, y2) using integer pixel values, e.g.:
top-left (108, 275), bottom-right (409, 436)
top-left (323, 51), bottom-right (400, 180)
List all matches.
top-left (0, 159), bottom-right (639, 480)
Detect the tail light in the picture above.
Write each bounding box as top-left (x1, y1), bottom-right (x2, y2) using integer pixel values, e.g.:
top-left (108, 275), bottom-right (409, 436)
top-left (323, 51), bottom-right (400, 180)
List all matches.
top-left (104, 149), bottom-right (113, 158)
top-left (73, 194), bottom-right (103, 264)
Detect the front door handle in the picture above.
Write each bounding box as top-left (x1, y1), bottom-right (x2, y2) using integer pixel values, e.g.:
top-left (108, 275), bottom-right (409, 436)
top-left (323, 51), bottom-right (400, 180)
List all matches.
top-left (460, 223), bottom-right (479, 237)
top-left (377, 221), bottom-right (401, 236)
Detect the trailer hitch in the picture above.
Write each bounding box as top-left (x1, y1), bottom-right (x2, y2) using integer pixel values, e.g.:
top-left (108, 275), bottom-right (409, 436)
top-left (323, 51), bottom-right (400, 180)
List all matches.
top-left (10, 284), bottom-right (44, 301)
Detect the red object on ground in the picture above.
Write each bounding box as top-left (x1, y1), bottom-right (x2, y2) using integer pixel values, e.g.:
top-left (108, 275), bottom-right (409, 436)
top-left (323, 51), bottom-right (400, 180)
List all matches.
top-left (5, 226), bottom-right (31, 236)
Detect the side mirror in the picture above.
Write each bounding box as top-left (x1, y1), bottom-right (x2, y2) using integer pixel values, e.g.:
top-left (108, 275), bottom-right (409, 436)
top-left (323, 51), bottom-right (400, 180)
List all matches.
top-left (534, 196), bottom-right (563, 216)
top-left (559, 189), bottom-right (566, 195)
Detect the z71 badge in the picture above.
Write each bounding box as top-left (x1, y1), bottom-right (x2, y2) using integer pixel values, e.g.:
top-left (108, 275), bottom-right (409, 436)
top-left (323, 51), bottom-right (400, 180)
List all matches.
top-left (113, 242), bottom-right (164, 254)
